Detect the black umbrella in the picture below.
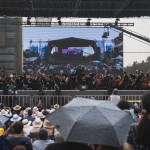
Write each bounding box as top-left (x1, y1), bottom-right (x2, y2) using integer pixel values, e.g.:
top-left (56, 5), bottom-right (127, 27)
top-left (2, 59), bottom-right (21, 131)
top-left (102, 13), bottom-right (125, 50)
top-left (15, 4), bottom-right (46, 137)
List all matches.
top-left (47, 97), bottom-right (133, 147)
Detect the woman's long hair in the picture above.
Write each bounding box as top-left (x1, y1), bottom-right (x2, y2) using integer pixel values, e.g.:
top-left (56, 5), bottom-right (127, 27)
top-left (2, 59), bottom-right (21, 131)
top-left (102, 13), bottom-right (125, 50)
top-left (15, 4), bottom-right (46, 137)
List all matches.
top-left (136, 93), bottom-right (150, 147)
top-left (136, 113), bottom-right (150, 146)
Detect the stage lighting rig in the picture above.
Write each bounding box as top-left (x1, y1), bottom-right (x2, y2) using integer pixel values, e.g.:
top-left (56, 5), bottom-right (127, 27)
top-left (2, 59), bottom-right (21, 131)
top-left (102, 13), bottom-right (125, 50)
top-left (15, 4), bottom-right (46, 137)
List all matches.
top-left (86, 18), bottom-right (91, 26)
top-left (57, 17), bottom-right (62, 25)
top-left (115, 18), bottom-right (120, 26)
top-left (27, 17), bottom-right (31, 25)
top-left (102, 28), bottom-right (109, 39)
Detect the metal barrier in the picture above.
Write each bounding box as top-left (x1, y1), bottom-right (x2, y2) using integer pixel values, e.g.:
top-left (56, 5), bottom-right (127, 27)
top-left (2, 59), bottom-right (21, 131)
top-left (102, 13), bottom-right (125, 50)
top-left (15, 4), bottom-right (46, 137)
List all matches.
top-left (74, 95), bottom-right (109, 100)
top-left (0, 94), bottom-right (143, 108)
top-left (74, 95), bottom-right (143, 107)
top-left (0, 95), bottom-right (31, 107)
top-left (0, 95), bottom-right (73, 107)
top-left (32, 95), bottom-right (73, 107)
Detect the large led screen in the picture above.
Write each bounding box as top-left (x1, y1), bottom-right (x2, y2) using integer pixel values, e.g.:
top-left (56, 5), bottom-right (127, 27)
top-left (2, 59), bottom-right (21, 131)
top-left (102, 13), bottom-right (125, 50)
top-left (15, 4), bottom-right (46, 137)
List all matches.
top-left (23, 27), bottom-right (123, 75)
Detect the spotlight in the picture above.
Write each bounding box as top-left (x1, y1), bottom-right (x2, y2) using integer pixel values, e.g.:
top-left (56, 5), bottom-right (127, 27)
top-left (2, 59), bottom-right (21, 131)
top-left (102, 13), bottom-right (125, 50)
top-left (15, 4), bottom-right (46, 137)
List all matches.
top-left (58, 20), bottom-right (62, 25)
top-left (102, 32), bottom-right (109, 38)
top-left (102, 28), bottom-right (109, 39)
top-left (115, 18), bottom-right (120, 26)
top-left (27, 17), bottom-right (31, 25)
top-left (86, 22), bottom-right (90, 26)
top-left (86, 18), bottom-right (91, 26)
top-left (57, 17), bottom-right (62, 25)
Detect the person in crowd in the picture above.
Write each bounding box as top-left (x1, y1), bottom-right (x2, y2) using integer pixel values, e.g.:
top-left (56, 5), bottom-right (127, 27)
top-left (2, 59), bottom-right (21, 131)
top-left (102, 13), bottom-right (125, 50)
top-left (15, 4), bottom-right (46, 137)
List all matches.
top-left (138, 109), bottom-right (146, 122)
top-left (13, 105), bottom-right (22, 115)
top-left (23, 106), bottom-right (32, 117)
top-left (133, 107), bottom-right (141, 121)
top-left (45, 142), bottom-right (92, 150)
top-left (53, 103), bottom-right (60, 110)
top-left (90, 144), bottom-right (123, 150)
top-left (117, 100), bottom-right (130, 110)
top-left (54, 132), bottom-right (65, 143)
top-left (33, 106), bottom-right (39, 116)
top-left (0, 127), bottom-right (4, 136)
top-left (12, 145), bottom-right (27, 150)
top-left (29, 118), bottom-right (43, 141)
top-left (32, 128), bottom-right (54, 150)
top-left (108, 88), bottom-right (120, 105)
top-left (24, 109), bottom-right (35, 122)
top-left (43, 119), bottom-right (57, 140)
top-left (10, 114), bottom-right (22, 123)
top-left (35, 111), bottom-right (46, 122)
top-left (126, 92), bottom-right (150, 149)
top-left (6, 121), bottom-right (33, 150)
top-left (22, 119), bottom-right (32, 136)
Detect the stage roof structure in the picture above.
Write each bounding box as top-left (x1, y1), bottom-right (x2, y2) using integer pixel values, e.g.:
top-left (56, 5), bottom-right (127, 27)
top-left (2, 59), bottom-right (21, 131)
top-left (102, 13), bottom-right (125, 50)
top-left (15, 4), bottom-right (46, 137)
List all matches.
top-left (0, 0), bottom-right (150, 18)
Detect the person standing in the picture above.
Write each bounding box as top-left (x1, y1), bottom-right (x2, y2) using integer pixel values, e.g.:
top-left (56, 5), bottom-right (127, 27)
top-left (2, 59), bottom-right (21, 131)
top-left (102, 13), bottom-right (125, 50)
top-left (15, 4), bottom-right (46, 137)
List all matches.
top-left (32, 128), bottom-right (54, 150)
top-left (108, 88), bottom-right (120, 105)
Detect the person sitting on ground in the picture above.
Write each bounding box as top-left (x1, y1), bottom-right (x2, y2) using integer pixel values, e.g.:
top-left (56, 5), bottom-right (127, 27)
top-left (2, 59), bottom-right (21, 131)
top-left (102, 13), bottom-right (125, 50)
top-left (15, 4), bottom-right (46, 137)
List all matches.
top-left (32, 128), bottom-right (54, 150)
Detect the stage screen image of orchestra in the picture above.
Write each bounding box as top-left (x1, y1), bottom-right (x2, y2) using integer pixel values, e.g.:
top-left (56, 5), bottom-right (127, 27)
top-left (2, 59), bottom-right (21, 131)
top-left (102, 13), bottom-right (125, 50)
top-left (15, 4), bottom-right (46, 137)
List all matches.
top-left (23, 27), bottom-right (123, 75)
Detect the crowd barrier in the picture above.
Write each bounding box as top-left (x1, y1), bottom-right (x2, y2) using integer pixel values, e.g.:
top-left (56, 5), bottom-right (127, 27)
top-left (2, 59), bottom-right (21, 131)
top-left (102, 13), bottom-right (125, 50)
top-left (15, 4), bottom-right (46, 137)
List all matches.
top-left (0, 95), bottom-right (143, 108)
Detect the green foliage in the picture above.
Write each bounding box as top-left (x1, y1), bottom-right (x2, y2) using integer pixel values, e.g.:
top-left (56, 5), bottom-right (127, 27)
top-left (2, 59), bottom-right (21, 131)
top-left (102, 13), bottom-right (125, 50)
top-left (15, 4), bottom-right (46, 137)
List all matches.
top-left (124, 56), bottom-right (150, 74)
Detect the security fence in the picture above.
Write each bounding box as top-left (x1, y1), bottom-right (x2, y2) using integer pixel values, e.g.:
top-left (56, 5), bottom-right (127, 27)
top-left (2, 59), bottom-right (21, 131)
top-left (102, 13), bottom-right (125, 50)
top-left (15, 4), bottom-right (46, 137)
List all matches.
top-left (0, 95), bottom-right (143, 108)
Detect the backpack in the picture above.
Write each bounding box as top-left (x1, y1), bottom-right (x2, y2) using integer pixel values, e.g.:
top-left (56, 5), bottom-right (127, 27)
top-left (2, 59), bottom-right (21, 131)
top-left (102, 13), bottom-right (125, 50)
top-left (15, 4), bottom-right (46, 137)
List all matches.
top-left (0, 135), bottom-right (10, 150)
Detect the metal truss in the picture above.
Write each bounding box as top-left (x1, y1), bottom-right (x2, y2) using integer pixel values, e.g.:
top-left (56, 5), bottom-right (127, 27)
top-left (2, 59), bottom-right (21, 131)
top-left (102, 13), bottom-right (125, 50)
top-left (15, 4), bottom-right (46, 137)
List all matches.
top-left (1, 21), bottom-right (134, 27)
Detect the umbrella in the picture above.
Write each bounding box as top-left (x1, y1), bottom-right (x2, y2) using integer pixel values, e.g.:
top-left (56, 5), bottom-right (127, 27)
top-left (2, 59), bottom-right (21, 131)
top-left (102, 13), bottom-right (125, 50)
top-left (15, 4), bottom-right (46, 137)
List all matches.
top-left (92, 60), bottom-right (101, 65)
top-left (47, 97), bottom-right (133, 147)
top-left (116, 55), bottom-right (123, 60)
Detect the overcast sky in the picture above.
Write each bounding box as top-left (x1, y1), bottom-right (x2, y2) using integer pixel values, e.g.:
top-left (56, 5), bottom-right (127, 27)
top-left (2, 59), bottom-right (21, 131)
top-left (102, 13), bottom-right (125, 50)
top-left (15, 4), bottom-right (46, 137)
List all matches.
top-left (23, 17), bottom-right (150, 67)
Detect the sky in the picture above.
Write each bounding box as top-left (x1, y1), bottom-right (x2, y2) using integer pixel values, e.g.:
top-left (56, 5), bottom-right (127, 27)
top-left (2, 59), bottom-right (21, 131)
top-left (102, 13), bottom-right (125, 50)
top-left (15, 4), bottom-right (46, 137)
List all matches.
top-left (23, 17), bottom-right (150, 67)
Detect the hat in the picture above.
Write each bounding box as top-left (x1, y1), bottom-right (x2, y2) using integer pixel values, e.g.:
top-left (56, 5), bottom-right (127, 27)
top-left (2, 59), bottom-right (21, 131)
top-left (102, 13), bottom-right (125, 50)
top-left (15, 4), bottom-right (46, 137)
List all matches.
top-left (24, 107), bottom-right (31, 115)
top-left (22, 119), bottom-right (31, 128)
top-left (0, 128), bottom-right (4, 136)
top-left (53, 104), bottom-right (60, 109)
top-left (13, 105), bottom-right (22, 111)
top-left (10, 114), bottom-right (22, 122)
top-left (32, 118), bottom-right (43, 128)
top-left (36, 112), bottom-right (45, 119)
top-left (33, 106), bottom-right (38, 111)
top-left (0, 109), bottom-right (8, 115)
top-left (43, 119), bottom-right (54, 129)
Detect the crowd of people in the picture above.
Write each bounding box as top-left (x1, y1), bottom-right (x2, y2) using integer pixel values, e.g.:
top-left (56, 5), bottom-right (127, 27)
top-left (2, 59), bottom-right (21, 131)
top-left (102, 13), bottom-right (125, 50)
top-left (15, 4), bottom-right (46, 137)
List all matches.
top-left (0, 69), bottom-right (149, 92)
top-left (0, 91), bottom-right (150, 150)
